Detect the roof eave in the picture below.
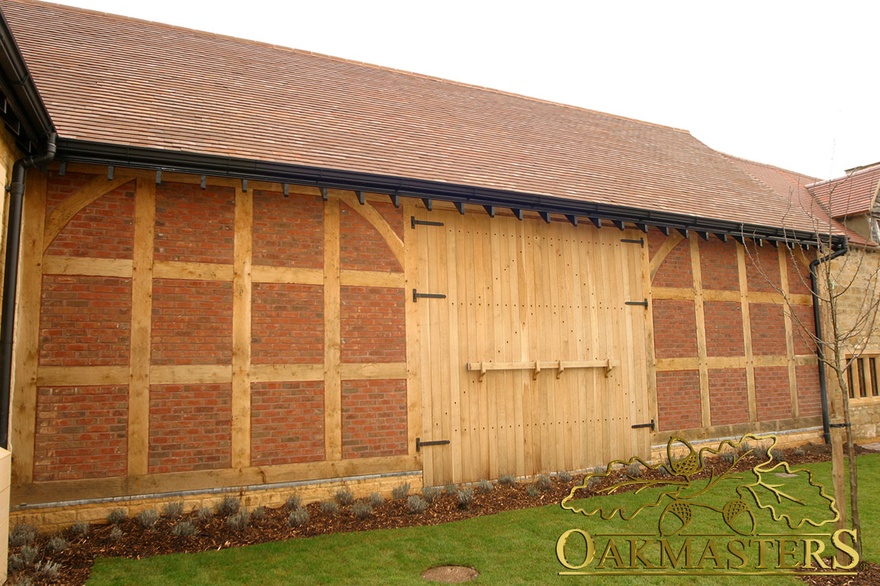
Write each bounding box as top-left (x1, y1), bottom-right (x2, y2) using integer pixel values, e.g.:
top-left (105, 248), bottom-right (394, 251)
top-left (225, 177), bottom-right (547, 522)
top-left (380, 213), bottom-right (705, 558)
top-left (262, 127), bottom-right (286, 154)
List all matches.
top-left (0, 7), bottom-right (54, 151)
top-left (56, 137), bottom-right (843, 248)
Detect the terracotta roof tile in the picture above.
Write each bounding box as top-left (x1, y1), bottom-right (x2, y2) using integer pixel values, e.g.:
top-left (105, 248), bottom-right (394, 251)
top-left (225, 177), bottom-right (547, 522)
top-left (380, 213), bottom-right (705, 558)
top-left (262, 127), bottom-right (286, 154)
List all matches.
top-left (807, 163), bottom-right (880, 219)
top-left (726, 154), bottom-right (865, 245)
top-left (0, 0), bottom-right (837, 235)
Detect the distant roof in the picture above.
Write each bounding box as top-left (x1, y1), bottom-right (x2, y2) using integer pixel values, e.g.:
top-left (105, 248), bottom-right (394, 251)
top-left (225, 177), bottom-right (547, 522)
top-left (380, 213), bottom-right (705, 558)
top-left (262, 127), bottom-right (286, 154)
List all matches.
top-left (808, 163), bottom-right (880, 219)
top-left (727, 154), bottom-right (865, 244)
top-left (0, 0), bottom-right (845, 240)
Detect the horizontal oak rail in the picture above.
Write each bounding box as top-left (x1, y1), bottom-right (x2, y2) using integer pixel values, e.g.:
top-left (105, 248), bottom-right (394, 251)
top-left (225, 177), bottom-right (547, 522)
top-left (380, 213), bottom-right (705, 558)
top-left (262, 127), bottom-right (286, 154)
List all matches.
top-left (466, 359), bottom-right (616, 381)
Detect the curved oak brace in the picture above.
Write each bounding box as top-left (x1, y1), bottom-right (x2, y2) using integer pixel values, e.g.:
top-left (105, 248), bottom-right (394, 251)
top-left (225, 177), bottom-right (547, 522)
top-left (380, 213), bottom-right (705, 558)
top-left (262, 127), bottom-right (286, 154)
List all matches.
top-left (43, 174), bottom-right (134, 254)
top-left (649, 231), bottom-right (685, 282)
top-left (339, 192), bottom-right (405, 267)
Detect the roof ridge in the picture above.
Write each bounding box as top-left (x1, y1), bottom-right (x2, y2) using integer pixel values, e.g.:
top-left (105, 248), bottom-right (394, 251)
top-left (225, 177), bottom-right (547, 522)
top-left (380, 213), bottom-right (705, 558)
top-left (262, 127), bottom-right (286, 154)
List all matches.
top-left (807, 161), bottom-right (880, 190)
top-left (718, 151), bottom-right (820, 183)
top-left (718, 153), bottom-right (806, 204)
top-left (16, 0), bottom-right (692, 135)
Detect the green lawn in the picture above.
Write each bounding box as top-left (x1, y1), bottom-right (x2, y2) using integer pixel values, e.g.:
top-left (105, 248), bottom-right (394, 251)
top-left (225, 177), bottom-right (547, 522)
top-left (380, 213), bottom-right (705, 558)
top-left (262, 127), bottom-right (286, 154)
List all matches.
top-left (87, 454), bottom-right (880, 585)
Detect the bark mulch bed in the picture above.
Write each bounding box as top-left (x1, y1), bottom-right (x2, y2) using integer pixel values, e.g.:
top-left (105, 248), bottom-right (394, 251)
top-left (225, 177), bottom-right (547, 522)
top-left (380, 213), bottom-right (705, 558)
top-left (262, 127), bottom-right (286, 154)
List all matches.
top-left (6, 442), bottom-right (878, 585)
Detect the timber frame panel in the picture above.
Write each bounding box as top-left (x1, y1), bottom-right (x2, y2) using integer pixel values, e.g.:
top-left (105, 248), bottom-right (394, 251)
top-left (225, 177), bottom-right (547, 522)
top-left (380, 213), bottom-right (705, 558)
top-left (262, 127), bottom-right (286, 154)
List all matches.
top-left (649, 230), bottom-right (822, 443)
top-left (12, 164), bottom-right (419, 505)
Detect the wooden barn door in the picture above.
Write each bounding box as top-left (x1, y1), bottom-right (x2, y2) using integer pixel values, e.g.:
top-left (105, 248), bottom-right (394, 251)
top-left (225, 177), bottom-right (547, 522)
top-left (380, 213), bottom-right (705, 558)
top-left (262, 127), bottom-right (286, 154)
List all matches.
top-left (414, 207), bottom-right (651, 487)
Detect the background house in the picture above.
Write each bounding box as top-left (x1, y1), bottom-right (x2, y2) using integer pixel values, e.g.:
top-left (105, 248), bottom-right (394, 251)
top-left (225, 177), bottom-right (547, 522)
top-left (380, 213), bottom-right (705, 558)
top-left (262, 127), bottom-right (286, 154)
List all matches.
top-left (807, 164), bottom-right (880, 438)
top-left (0, 0), bottom-right (869, 530)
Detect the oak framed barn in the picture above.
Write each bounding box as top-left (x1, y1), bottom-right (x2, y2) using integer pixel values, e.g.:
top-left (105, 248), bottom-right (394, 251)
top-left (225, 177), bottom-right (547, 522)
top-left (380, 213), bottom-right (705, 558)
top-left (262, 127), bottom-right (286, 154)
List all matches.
top-left (0, 0), bottom-right (865, 528)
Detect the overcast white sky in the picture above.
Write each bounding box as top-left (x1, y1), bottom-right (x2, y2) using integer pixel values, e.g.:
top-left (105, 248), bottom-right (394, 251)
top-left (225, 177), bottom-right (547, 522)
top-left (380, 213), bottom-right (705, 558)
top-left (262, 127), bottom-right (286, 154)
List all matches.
top-left (48, 0), bottom-right (879, 181)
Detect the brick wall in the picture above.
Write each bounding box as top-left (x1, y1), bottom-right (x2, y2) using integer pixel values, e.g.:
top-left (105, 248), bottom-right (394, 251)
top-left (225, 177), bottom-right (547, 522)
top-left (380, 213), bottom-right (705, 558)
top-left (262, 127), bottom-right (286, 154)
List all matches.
top-left (651, 238), bottom-right (692, 289)
top-left (796, 365), bottom-right (822, 417)
top-left (790, 305), bottom-right (817, 356)
top-left (341, 379), bottom-right (407, 458)
top-left (708, 369), bottom-right (749, 425)
top-left (45, 174), bottom-right (135, 259)
top-left (651, 232), bottom-right (821, 434)
top-left (704, 301), bottom-right (744, 357)
top-left (39, 275), bottom-right (131, 366)
top-left (652, 299), bottom-right (697, 359)
top-left (149, 383), bottom-right (231, 474)
top-left (32, 173), bottom-right (413, 487)
top-left (699, 239), bottom-right (739, 291)
top-left (253, 190), bottom-right (323, 268)
top-left (784, 253), bottom-right (813, 296)
top-left (749, 303), bottom-right (787, 355)
top-left (646, 227), bottom-right (668, 259)
top-left (33, 386), bottom-right (128, 481)
top-left (251, 381), bottom-right (325, 466)
top-left (341, 286), bottom-right (406, 363)
top-left (370, 202), bottom-right (406, 239)
top-left (252, 283), bottom-right (324, 364)
top-left (745, 246), bottom-right (781, 293)
top-left (151, 279), bottom-right (233, 366)
top-left (154, 183), bottom-right (234, 263)
top-left (754, 366), bottom-right (791, 420)
top-left (340, 202), bottom-right (403, 272)
top-left (656, 370), bottom-right (702, 430)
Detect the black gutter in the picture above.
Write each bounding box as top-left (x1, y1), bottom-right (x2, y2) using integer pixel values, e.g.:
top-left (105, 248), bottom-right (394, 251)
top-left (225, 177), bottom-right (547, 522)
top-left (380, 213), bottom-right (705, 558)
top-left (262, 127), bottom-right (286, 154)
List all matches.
top-left (57, 137), bottom-right (844, 248)
top-left (811, 241), bottom-right (848, 445)
top-left (0, 132), bottom-right (55, 448)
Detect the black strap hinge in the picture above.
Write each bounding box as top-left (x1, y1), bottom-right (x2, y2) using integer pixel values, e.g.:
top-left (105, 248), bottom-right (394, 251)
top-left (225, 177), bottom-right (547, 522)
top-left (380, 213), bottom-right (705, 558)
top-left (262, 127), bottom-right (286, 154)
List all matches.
top-left (413, 289), bottom-right (447, 302)
top-left (631, 419), bottom-right (655, 430)
top-left (411, 216), bottom-right (445, 229)
top-left (416, 438), bottom-right (451, 452)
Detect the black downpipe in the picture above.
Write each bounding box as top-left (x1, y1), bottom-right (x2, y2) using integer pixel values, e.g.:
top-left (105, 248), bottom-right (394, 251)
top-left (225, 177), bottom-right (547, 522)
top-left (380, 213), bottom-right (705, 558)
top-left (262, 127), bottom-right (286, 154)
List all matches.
top-left (0, 132), bottom-right (56, 448)
top-left (811, 242), bottom-right (848, 445)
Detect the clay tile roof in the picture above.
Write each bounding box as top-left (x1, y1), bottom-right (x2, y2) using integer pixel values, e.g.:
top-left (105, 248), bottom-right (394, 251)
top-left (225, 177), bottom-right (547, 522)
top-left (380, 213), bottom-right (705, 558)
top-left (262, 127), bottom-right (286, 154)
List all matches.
top-left (0, 0), bottom-right (838, 236)
top-left (726, 154), bottom-right (863, 245)
top-left (807, 163), bottom-right (880, 220)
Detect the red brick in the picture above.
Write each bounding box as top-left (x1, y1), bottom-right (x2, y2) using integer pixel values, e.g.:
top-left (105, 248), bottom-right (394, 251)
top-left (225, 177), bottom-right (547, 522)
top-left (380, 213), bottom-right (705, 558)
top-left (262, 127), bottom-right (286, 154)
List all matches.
top-left (704, 301), bottom-right (744, 357)
top-left (647, 228), bottom-right (668, 260)
top-left (252, 283), bottom-right (324, 364)
top-left (790, 305), bottom-right (817, 356)
top-left (341, 379), bottom-right (407, 458)
top-left (652, 300), bottom-right (697, 359)
top-left (340, 202), bottom-right (403, 272)
top-left (252, 190), bottom-right (323, 268)
top-left (651, 238), bottom-right (692, 289)
top-left (151, 279), bottom-right (233, 365)
top-left (708, 368), bottom-right (749, 425)
top-left (154, 182), bottom-right (235, 264)
top-left (745, 245), bottom-right (781, 293)
top-left (251, 381), bottom-right (324, 466)
top-left (700, 239), bottom-right (739, 291)
top-left (149, 383), bottom-right (231, 473)
top-left (39, 275), bottom-right (131, 366)
top-left (341, 286), bottom-right (406, 363)
top-left (796, 365), bottom-right (822, 417)
top-left (34, 385), bottom-right (127, 481)
top-left (785, 253), bottom-right (813, 296)
top-left (754, 366), bottom-right (792, 421)
top-left (749, 303), bottom-right (787, 355)
top-left (656, 370), bottom-right (702, 431)
top-left (45, 173), bottom-right (135, 259)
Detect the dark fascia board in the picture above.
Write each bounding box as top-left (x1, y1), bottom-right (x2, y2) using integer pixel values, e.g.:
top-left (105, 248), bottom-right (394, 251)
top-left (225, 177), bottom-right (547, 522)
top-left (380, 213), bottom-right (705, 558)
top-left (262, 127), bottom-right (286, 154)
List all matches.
top-left (57, 137), bottom-right (844, 248)
top-left (0, 9), bottom-right (55, 149)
